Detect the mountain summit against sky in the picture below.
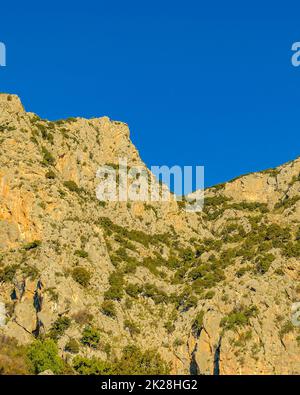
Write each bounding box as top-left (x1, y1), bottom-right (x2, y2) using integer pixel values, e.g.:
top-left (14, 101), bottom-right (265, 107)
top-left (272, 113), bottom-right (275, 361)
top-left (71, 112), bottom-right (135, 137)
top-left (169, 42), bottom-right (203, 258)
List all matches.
top-left (0, 94), bottom-right (299, 375)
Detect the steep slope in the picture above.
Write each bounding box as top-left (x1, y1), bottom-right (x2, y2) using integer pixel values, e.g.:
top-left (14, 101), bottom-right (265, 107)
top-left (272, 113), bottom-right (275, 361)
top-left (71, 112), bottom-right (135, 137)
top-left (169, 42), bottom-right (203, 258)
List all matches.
top-left (0, 93), bottom-right (299, 374)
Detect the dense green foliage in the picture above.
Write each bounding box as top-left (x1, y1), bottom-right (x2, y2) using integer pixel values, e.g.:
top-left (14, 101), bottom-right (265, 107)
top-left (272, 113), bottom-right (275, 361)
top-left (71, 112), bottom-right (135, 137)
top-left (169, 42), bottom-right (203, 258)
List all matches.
top-left (49, 316), bottom-right (71, 340)
top-left (104, 271), bottom-right (124, 300)
top-left (64, 339), bottom-right (80, 354)
top-left (101, 300), bottom-right (117, 318)
top-left (26, 339), bottom-right (64, 374)
top-left (81, 326), bottom-right (100, 348)
top-left (0, 264), bottom-right (18, 282)
top-left (221, 305), bottom-right (258, 331)
top-left (63, 180), bottom-right (82, 194)
top-left (99, 217), bottom-right (172, 248)
top-left (72, 267), bottom-right (91, 287)
top-left (73, 345), bottom-right (170, 375)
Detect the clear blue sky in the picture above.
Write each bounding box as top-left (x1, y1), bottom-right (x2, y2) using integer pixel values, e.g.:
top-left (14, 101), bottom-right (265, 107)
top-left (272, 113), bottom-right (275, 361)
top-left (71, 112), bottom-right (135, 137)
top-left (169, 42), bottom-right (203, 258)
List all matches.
top-left (1, 1), bottom-right (300, 188)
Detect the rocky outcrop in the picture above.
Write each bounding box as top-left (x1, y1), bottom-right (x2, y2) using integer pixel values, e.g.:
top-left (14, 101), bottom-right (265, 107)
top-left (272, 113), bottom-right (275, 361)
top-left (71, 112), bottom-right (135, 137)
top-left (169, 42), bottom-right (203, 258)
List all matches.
top-left (0, 93), bottom-right (299, 374)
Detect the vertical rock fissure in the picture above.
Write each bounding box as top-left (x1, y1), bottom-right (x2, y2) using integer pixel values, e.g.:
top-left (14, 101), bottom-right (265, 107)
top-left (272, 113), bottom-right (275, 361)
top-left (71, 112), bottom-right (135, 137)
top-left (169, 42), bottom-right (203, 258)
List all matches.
top-left (189, 326), bottom-right (203, 375)
top-left (32, 280), bottom-right (44, 338)
top-left (213, 337), bottom-right (222, 375)
top-left (189, 342), bottom-right (200, 375)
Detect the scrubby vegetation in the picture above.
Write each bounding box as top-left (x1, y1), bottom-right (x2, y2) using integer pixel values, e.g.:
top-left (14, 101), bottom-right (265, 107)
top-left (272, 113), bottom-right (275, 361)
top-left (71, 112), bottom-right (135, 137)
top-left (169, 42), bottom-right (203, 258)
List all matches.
top-left (100, 300), bottom-right (117, 318)
top-left (65, 339), bottom-right (80, 354)
top-left (72, 310), bottom-right (94, 325)
top-left (49, 316), bottom-right (71, 340)
top-left (220, 305), bottom-right (258, 331)
top-left (41, 146), bottom-right (55, 166)
top-left (99, 217), bottom-right (173, 248)
top-left (1, 103), bottom-right (300, 375)
top-left (124, 319), bottom-right (141, 336)
top-left (73, 345), bottom-right (170, 375)
top-left (63, 180), bottom-right (83, 195)
top-left (81, 326), bottom-right (100, 348)
top-left (0, 336), bottom-right (29, 374)
top-left (72, 267), bottom-right (91, 287)
top-left (104, 271), bottom-right (124, 300)
top-left (0, 336), bottom-right (170, 375)
top-left (23, 240), bottom-right (42, 250)
top-left (26, 339), bottom-right (64, 374)
top-left (0, 264), bottom-right (19, 282)
top-left (74, 249), bottom-right (89, 258)
top-left (191, 310), bottom-right (205, 337)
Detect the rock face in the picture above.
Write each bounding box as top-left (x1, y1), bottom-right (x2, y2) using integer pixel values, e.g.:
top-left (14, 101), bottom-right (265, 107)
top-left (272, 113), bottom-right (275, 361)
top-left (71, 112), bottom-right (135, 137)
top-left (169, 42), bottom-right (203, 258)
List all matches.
top-left (0, 93), bottom-right (299, 374)
top-left (0, 302), bottom-right (5, 327)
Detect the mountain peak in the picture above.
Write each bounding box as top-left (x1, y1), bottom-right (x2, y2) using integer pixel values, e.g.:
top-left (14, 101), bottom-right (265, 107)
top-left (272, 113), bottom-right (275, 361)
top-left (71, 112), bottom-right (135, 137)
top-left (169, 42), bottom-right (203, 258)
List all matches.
top-left (0, 93), bottom-right (25, 116)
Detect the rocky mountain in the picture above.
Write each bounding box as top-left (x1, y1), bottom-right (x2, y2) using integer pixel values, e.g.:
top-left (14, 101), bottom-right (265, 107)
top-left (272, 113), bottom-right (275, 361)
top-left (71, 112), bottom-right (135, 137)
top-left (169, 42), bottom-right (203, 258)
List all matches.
top-left (0, 93), bottom-right (299, 375)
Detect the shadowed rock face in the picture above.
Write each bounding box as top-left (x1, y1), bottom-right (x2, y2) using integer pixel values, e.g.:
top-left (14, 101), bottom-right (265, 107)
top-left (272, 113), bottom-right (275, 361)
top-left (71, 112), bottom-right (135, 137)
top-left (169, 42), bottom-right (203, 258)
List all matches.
top-left (0, 93), bottom-right (299, 374)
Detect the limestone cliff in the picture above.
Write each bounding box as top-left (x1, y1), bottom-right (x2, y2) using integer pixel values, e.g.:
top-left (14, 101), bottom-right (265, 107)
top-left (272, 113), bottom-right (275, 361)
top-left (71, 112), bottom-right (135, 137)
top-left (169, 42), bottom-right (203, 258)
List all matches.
top-left (0, 93), bottom-right (299, 374)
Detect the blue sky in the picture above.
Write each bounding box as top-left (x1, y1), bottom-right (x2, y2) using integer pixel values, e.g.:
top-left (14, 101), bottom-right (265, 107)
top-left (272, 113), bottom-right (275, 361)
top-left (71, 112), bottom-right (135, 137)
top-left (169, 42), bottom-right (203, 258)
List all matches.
top-left (1, 1), bottom-right (300, 189)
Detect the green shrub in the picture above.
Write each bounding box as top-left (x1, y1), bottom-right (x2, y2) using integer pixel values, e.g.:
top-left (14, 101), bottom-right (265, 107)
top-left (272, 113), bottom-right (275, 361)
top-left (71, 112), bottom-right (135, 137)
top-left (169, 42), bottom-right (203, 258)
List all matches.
top-left (23, 240), bottom-right (42, 250)
top-left (173, 338), bottom-right (184, 347)
top-left (255, 253), bottom-right (275, 274)
top-left (36, 123), bottom-right (54, 143)
top-left (203, 290), bottom-right (215, 299)
top-left (123, 258), bottom-right (138, 274)
top-left (124, 320), bottom-right (140, 336)
top-left (81, 326), bottom-right (100, 348)
top-left (279, 321), bottom-right (294, 338)
top-left (72, 310), bottom-right (94, 325)
top-left (116, 345), bottom-right (170, 375)
top-left (283, 241), bottom-right (300, 258)
top-left (45, 170), bottom-right (56, 179)
top-left (49, 316), bottom-right (71, 340)
top-left (171, 289), bottom-right (197, 312)
top-left (72, 345), bottom-right (169, 375)
top-left (142, 283), bottom-right (169, 305)
top-left (74, 249), bottom-right (88, 258)
top-left (26, 339), bottom-right (64, 374)
top-left (125, 283), bottom-right (142, 298)
top-left (63, 180), bottom-right (82, 194)
top-left (204, 195), bottom-right (231, 209)
top-left (275, 195), bottom-right (300, 210)
top-left (72, 356), bottom-right (113, 374)
top-left (191, 311), bottom-right (204, 337)
top-left (264, 224), bottom-right (291, 247)
top-left (190, 262), bottom-right (225, 291)
top-left (100, 301), bottom-right (116, 318)
top-left (99, 217), bottom-right (171, 248)
top-left (164, 321), bottom-right (175, 334)
top-left (261, 168), bottom-right (280, 177)
top-left (229, 201), bottom-right (269, 213)
top-left (220, 223), bottom-right (246, 243)
top-left (232, 330), bottom-right (253, 348)
top-left (22, 265), bottom-right (40, 280)
top-left (72, 267), bottom-right (91, 287)
top-left (235, 266), bottom-right (252, 278)
top-left (65, 339), bottom-right (79, 354)
top-left (0, 264), bottom-right (19, 283)
top-left (296, 227), bottom-right (300, 241)
top-left (45, 287), bottom-right (59, 302)
top-left (104, 271), bottom-right (124, 300)
top-left (220, 305), bottom-right (258, 331)
top-left (41, 146), bottom-right (55, 166)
